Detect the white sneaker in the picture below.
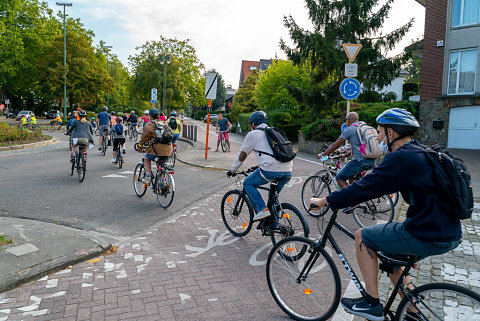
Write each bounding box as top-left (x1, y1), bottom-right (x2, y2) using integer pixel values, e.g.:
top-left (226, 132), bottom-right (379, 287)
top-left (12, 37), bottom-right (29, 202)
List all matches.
top-left (253, 208), bottom-right (271, 221)
top-left (141, 177), bottom-right (151, 186)
top-left (111, 158), bottom-right (116, 163)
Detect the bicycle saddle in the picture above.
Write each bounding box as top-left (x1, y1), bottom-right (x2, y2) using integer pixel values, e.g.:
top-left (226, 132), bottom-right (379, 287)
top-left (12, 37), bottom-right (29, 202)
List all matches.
top-left (377, 252), bottom-right (419, 274)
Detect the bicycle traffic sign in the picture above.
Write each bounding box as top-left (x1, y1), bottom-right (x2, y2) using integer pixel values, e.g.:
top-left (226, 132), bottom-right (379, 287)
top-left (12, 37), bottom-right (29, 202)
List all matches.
top-left (340, 78), bottom-right (361, 100)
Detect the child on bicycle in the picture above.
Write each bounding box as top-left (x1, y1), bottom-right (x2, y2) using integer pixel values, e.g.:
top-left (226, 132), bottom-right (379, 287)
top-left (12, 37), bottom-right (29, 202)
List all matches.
top-left (53, 114), bottom-right (63, 129)
top-left (110, 117), bottom-right (126, 163)
top-left (310, 108), bottom-right (461, 321)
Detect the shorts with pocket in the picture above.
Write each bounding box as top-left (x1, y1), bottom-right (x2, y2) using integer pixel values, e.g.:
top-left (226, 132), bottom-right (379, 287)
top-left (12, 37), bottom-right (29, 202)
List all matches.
top-left (73, 138), bottom-right (89, 146)
top-left (113, 138), bottom-right (126, 151)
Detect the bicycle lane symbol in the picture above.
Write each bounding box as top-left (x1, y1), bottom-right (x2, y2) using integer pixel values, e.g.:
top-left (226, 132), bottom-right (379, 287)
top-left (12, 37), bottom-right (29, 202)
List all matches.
top-left (284, 176), bottom-right (303, 188)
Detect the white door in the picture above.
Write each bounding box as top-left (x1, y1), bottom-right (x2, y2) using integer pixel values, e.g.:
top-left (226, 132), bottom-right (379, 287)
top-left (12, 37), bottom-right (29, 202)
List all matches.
top-left (448, 106), bottom-right (480, 149)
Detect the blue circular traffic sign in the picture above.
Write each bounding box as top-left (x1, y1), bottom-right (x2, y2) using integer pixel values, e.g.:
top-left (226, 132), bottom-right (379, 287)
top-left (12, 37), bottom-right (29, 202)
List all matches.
top-left (340, 78), bottom-right (361, 100)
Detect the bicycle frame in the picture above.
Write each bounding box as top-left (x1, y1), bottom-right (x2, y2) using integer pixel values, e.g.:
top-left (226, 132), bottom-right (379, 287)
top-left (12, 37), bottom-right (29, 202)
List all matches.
top-left (298, 210), bottom-right (416, 320)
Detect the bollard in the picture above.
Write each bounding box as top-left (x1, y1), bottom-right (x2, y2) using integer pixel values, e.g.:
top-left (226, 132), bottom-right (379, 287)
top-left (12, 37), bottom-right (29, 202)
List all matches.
top-left (194, 125), bottom-right (197, 142)
top-left (182, 124), bottom-right (186, 138)
top-left (188, 125), bottom-right (192, 140)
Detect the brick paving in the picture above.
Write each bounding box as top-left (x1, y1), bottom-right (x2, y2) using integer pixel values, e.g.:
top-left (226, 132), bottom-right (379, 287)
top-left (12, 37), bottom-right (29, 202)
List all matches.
top-left (1, 174), bottom-right (478, 320)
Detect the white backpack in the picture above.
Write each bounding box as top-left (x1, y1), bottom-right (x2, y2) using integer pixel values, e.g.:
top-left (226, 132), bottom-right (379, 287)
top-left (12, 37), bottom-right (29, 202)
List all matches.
top-left (353, 123), bottom-right (382, 159)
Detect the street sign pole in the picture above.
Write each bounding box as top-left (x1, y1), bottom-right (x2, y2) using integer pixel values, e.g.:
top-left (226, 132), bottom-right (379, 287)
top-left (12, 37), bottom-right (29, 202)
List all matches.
top-left (341, 43), bottom-right (362, 114)
top-left (205, 99), bottom-right (212, 159)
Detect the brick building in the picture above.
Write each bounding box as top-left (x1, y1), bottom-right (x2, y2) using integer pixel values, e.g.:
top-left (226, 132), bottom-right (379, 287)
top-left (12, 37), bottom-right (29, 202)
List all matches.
top-left (238, 59), bottom-right (272, 87)
top-left (418, 0), bottom-right (480, 149)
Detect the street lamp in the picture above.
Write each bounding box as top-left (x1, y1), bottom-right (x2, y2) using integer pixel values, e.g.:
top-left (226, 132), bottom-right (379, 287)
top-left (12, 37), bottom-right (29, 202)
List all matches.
top-left (56, 2), bottom-right (73, 121)
top-left (104, 45), bottom-right (113, 107)
top-left (159, 54), bottom-right (171, 112)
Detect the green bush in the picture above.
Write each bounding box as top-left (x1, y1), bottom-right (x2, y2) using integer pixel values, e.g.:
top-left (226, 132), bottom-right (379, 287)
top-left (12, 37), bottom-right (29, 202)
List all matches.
top-left (301, 119), bottom-right (342, 142)
top-left (194, 110), bottom-right (208, 121)
top-left (277, 124), bottom-right (302, 142)
top-left (352, 101), bottom-right (418, 126)
top-left (238, 113), bottom-right (251, 134)
top-left (0, 122), bottom-right (51, 146)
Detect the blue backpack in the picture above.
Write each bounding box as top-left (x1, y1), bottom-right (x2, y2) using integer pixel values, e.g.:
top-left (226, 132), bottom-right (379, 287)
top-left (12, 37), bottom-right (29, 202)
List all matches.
top-left (114, 124), bottom-right (123, 135)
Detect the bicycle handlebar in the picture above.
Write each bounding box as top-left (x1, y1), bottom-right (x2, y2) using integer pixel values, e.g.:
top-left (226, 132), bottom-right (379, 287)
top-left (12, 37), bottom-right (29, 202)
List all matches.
top-left (228, 165), bottom-right (258, 177)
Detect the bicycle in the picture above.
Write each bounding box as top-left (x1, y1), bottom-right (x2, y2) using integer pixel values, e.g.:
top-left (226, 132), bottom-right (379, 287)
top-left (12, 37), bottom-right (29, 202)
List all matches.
top-left (100, 129), bottom-right (108, 156)
top-left (266, 207), bottom-right (480, 321)
top-left (93, 127), bottom-right (99, 136)
top-left (129, 125), bottom-right (138, 141)
top-left (70, 141), bottom-right (88, 182)
top-left (221, 167), bottom-right (309, 245)
top-left (217, 130), bottom-right (229, 152)
top-left (133, 143), bottom-right (175, 208)
top-left (48, 121), bottom-right (62, 131)
top-left (301, 153), bottom-right (394, 228)
top-left (114, 145), bottom-right (123, 169)
top-left (167, 142), bottom-right (176, 168)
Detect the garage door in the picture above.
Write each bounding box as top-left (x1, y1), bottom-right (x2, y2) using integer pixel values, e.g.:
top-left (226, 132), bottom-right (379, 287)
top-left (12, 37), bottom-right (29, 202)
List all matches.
top-left (448, 106), bottom-right (480, 149)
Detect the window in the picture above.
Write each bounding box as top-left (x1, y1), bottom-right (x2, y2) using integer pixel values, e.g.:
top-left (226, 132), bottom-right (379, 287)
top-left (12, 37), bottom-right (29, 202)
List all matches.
top-left (453, 0), bottom-right (480, 27)
top-left (249, 66), bottom-right (257, 71)
top-left (448, 49), bottom-right (478, 95)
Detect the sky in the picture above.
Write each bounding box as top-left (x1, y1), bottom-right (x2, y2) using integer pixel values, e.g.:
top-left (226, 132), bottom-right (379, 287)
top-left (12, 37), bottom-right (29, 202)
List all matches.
top-left (44, 0), bottom-right (425, 90)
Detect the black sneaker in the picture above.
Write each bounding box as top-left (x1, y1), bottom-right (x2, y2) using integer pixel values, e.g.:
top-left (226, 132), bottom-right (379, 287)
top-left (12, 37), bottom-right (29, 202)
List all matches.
top-left (341, 297), bottom-right (384, 321)
top-left (107, 140), bottom-right (111, 146)
top-left (97, 147), bottom-right (102, 151)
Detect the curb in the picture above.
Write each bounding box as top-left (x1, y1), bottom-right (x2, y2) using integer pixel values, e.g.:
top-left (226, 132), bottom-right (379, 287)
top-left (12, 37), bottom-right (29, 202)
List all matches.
top-left (0, 243), bottom-right (111, 294)
top-left (0, 138), bottom-right (56, 152)
top-left (176, 138), bottom-right (229, 172)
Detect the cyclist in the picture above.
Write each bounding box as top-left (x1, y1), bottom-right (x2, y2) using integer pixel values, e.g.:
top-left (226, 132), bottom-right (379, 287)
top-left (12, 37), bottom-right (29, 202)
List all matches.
top-left (136, 108), bottom-right (172, 186)
top-left (159, 111), bottom-right (166, 121)
top-left (29, 114), bottom-right (37, 127)
top-left (168, 111), bottom-right (182, 144)
top-left (65, 110), bottom-right (94, 162)
top-left (73, 107), bottom-right (82, 120)
top-left (140, 110), bottom-right (150, 128)
top-left (318, 112), bottom-right (375, 189)
top-left (66, 115), bottom-right (75, 131)
top-left (110, 116), bottom-right (126, 163)
top-left (227, 111), bottom-right (292, 221)
top-left (90, 117), bottom-right (96, 130)
top-left (20, 115), bottom-right (27, 126)
top-left (53, 114), bottom-right (63, 129)
top-left (309, 108), bottom-right (461, 321)
top-left (110, 111), bottom-right (116, 127)
top-left (96, 106), bottom-right (111, 150)
top-left (215, 113), bottom-right (231, 152)
top-left (129, 111), bottom-right (138, 137)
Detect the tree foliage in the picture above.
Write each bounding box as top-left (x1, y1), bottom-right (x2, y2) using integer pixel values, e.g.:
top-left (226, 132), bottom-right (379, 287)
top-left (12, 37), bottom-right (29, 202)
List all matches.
top-left (129, 36), bottom-right (205, 113)
top-left (281, 0), bottom-right (413, 117)
top-left (230, 70), bottom-right (259, 124)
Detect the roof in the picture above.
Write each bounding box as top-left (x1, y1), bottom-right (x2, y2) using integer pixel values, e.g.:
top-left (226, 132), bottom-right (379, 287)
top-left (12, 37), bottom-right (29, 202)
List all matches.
top-left (259, 59), bottom-right (272, 72)
top-left (415, 0), bottom-right (426, 6)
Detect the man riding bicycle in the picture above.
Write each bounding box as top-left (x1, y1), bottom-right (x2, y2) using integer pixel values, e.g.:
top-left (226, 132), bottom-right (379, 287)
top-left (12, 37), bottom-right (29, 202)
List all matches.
top-left (136, 108), bottom-right (172, 186)
top-left (310, 108), bottom-right (461, 321)
top-left (129, 111), bottom-right (138, 137)
top-left (215, 113), bottom-right (231, 152)
top-left (168, 111), bottom-right (182, 144)
top-left (96, 106), bottom-right (111, 150)
top-left (318, 112), bottom-right (375, 188)
top-left (227, 111), bottom-right (292, 221)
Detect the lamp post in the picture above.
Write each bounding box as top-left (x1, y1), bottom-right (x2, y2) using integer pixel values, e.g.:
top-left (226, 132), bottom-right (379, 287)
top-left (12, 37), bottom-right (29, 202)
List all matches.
top-left (159, 54), bottom-right (171, 112)
top-left (105, 45), bottom-right (113, 107)
top-left (56, 2), bottom-right (72, 121)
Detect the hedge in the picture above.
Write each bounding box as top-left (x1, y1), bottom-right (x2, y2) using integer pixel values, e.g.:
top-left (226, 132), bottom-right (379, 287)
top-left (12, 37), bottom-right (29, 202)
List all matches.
top-left (301, 119), bottom-right (343, 142)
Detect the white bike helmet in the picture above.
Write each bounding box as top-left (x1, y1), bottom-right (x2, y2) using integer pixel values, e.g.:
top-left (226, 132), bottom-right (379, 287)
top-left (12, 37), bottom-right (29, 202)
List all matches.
top-left (144, 110), bottom-right (149, 115)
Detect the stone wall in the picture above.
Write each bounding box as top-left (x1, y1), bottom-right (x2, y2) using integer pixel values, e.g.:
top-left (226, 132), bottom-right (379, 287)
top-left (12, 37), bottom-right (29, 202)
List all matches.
top-left (418, 97), bottom-right (480, 146)
top-left (297, 132), bottom-right (332, 155)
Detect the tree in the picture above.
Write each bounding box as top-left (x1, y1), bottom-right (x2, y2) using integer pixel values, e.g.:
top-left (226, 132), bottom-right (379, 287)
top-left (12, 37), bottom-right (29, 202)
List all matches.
top-left (129, 36), bottom-right (204, 113)
top-left (281, 0), bottom-right (413, 117)
top-left (255, 60), bottom-right (312, 111)
top-left (230, 70), bottom-right (259, 123)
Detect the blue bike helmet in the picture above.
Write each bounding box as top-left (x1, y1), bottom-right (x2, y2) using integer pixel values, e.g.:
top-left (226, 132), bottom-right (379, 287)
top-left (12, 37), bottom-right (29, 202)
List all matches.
top-left (170, 111), bottom-right (176, 116)
top-left (376, 108), bottom-right (420, 135)
top-left (248, 111), bottom-right (268, 125)
top-left (149, 108), bottom-right (160, 119)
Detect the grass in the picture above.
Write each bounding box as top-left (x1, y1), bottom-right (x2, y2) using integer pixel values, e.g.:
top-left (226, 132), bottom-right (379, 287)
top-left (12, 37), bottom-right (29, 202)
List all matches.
top-left (0, 235), bottom-right (13, 247)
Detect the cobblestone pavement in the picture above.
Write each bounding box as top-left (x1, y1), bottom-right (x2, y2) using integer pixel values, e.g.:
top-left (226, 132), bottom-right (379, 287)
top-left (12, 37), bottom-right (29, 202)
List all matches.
top-left (0, 176), bottom-right (479, 320)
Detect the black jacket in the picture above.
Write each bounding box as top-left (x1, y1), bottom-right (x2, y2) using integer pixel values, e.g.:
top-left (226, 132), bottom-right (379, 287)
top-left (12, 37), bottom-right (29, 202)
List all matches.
top-left (327, 140), bottom-right (462, 242)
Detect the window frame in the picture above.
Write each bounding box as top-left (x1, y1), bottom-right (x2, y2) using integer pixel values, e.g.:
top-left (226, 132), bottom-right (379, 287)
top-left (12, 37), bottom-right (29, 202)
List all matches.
top-left (447, 48), bottom-right (478, 95)
top-left (452, 0), bottom-right (480, 27)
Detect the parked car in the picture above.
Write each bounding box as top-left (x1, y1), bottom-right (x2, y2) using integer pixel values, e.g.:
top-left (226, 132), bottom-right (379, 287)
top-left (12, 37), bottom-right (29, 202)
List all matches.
top-left (45, 110), bottom-right (63, 119)
top-left (5, 110), bottom-right (18, 118)
top-left (203, 114), bottom-right (218, 123)
top-left (15, 110), bottom-right (33, 120)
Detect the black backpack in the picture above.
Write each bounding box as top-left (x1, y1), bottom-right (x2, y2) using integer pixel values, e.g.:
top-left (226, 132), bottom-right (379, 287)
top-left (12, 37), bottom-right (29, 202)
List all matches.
top-left (130, 115), bottom-right (138, 123)
top-left (168, 117), bottom-right (178, 130)
top-left (254, 127), bottom-right (296, 162)
top-left (414, 144), bottom-right (473, 220)
top-left (114, 124), bottom-right (123, 135)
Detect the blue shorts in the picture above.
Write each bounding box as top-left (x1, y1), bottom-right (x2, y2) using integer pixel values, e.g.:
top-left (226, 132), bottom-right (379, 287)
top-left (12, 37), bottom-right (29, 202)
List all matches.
top-left (361, 222), bottom-right (461, 261)
top-left (336, 159), bottom-right (375, 181)
top-left (146, 153), bottom-right (168, 164)
top-left (130, 123), bottom-right (137, 130)
top-left (172, 133), bottom-right (179, 143)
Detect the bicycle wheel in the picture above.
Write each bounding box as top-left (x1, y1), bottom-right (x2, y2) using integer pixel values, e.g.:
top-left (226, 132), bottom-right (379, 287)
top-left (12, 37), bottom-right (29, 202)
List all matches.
top-left (271, 203), bottom-right (309, 245)
top-left (118, 154), bottom-right (123, 169)
top-left (301, 175), bottom-right (332, 217)
top-left (267, 236), bottom-right (341, 321)
top-left (133, 163), bottom-right (147, 197)
top-left (48, 123), bottom-right (56, 132)
top-left (395, 282), bottom-right (480, 321)
top-left (221, 137), bottom-right (228, 152)
top-left (352, 196), bottom-right (394, 228)
top-left (167, 151), bottom-right (176, 168)
top-left (156, 172), bottom-right (175, 208)
top-left (220, 190), bottom-right (254, 237)
top-left (101, 135), bottom-right (107, 156)
top-left (133, 130), bottom-right (138, 142)
top-left (374, 194), bottom-right (397, 213)
top-left (77, 153), bottom-right (86, 182)
top-left (390, 191), bottom-right (399, 207)
top-left (33, 125), bottom-right (41, 133)
top-left (70, 157), bottom-right (75, 176)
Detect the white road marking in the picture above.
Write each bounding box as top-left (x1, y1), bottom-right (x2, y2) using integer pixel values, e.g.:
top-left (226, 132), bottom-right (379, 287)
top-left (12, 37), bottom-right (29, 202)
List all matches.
top-left (179, 293), bottom-right (191, 303)
top-left (102, 174), bottom-right (128, 178)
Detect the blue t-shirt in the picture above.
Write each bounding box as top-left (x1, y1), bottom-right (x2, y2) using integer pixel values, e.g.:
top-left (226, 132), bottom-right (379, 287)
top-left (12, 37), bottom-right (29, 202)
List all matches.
top-left (97, 111), bottom-right (111, 126)
top-left (217, 118), bottom-right (230, 132)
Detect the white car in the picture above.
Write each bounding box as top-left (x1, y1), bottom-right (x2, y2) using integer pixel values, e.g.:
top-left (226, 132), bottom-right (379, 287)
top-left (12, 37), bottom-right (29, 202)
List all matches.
top-left (15, 110), bottom-right (33, 121)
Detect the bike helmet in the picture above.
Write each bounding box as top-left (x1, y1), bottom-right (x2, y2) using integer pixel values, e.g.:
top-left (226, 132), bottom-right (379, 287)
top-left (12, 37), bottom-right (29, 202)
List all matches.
top-left (90, 117), bottom-right (95, 120)
top-left (102, 106), bottom-right (108, 111)
top-left (170, 111), bottom-right (176, 116)
top-left (77, 107), bottom-right (82, 111)
top-left (78, 110), bottom-right (87, 117)
top-left (376, 108), bottom-right (420, 135)
top-left (110, 111), bottom-right (115, 115)
top-left (116, 116), bottom-right (123, 123)
top-left (130, 111), bottom-right (135, 114)
top-left (248, 111), bottom-right (268, 125)
top-left (144, 110), bottom-right (149, 115)
top-left (149, 108), bottom-right (159, 118)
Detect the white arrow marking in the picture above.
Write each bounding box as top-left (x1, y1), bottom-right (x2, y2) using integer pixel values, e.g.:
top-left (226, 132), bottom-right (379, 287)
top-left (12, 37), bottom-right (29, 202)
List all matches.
top-left (120, 171), bottom-right (134, 174)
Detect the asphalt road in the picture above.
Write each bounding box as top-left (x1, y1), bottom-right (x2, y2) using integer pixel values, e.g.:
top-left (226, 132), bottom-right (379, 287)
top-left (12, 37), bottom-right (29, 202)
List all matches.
top-left (0, 131), bottom-right (231, 241)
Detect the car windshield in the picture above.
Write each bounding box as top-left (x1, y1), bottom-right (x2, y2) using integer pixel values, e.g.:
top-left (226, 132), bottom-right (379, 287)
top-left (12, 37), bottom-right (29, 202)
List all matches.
top-left (18, 111), bottom-right (29, 115)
